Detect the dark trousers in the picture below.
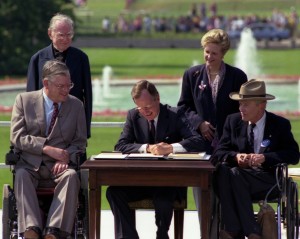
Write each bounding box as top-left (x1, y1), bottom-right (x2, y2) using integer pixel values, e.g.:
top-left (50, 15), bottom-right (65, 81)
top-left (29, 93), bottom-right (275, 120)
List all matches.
top-left (106, 186), bottom-right (180, 239)
top-left (216, 163), bottom-right (277, 237)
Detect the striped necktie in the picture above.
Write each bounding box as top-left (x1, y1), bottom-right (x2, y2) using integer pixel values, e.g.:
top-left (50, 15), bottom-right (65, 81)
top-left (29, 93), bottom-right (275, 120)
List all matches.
top-left (48, 103), bottom-right (59, 135)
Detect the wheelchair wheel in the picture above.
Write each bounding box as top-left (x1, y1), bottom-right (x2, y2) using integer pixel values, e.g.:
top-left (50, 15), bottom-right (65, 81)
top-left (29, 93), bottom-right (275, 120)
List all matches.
top-left (80, 170), bottom-right (89, 239)
top-left (2, 184), bottom-right (18, 239)
top-left (2, 184), bottom-right (10, 239)
top-left (77, 188), bottom-right (89, 239)
top-left (286, 177), bottom-right (299, 239)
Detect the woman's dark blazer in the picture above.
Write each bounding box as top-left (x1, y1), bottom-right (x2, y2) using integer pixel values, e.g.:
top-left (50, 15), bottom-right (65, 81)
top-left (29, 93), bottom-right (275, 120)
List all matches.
top-left (178, 63), bottom-right (247, 141)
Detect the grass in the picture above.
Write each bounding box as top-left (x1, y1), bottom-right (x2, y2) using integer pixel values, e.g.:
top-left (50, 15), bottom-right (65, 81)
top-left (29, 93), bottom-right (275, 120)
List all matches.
top-left (83, 48), bottom-right (300, 78)
top-left (75, 0), bottom-right (300, 35)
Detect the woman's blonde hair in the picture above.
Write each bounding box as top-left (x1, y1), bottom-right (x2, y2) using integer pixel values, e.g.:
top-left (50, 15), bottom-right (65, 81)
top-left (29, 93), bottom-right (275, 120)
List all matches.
top-left (201, 29), bottom-right (230, 54)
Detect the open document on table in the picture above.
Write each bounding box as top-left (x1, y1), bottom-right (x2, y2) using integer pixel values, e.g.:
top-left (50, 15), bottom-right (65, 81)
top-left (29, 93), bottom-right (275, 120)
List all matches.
top-left (93, 152), bottom-right (210, 161)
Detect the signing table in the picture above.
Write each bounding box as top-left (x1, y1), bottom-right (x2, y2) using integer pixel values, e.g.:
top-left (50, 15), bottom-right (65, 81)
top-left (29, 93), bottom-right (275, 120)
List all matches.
top-left (81, 157), bottom-right (215, 239)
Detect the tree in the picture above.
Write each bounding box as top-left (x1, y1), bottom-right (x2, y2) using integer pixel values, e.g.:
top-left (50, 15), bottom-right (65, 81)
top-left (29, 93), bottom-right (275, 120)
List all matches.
top-left (0, 0), bottom-right (74, 76)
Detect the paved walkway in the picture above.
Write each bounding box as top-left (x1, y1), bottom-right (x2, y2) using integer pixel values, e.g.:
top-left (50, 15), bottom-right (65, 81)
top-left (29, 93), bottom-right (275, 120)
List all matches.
top-left (0, 210), bottom-right (200, 239)
top-left (1, 210), bottom-right (295, 239)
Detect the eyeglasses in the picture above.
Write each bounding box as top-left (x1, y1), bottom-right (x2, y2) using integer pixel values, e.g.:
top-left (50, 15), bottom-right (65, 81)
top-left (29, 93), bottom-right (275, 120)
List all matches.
top-left (54, 31), bottom-right (74, 40)
top-left (49, 80), bottom-right (74, 90)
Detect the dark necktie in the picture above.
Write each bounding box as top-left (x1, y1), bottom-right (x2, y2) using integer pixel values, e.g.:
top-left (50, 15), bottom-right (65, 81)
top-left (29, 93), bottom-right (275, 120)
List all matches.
top-left (149, 120), bottom-right (156, 144)
top-left (249, 123), bottom-right (256, 153)
top-left (48, 103), bottom-right (59, 135)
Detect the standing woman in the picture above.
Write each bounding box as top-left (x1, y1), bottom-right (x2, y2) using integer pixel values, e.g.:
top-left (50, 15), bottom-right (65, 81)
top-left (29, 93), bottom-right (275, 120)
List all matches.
top-left (178, 28), bottom-right (247, 155)
top-left (177, 29), bottom-right (247, 237)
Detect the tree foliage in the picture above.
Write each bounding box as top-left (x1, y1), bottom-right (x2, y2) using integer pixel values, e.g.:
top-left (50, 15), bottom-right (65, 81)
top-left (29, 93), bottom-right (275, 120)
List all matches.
top-left (0, 0), bottom-right (74, 76)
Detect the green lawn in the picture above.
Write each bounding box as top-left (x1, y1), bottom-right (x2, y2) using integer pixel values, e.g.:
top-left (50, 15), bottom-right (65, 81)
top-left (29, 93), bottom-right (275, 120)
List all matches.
top-left (75, 0), bottom-right (300, 35)
top-left (83, 48), bottom-right (300, 78)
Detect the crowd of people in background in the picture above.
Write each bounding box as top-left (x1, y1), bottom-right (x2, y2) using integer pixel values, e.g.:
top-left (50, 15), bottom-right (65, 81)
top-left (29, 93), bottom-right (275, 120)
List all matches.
top-left (101, 2), bottom-right (299, 38)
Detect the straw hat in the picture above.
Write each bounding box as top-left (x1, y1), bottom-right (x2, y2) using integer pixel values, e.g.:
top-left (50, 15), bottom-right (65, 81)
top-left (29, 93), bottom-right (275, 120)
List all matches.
top-left (229, 79), bottom-right (275, 101)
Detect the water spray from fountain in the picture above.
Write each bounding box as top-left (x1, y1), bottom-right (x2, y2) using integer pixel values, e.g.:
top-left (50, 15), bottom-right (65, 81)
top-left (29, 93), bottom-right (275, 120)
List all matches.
top-left (102, 65), bottom-right (113, 98)
top-left (93, 78), bottom-right (102, 106)
top-left (93, 65), bottom-right (122, 108)
top-left (234, 28), bottom-right (261, 79)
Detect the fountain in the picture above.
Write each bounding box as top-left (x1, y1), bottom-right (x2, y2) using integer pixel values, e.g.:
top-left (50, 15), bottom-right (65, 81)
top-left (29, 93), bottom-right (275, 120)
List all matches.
top-left (0, 60), bottom-right (298, 114)
top-left (234, 28), bottom-right (260, 79)
top-left (102, 65), bottom-right (113, 98)
top-left (92, 78), bottom-right (102, 106)
top-left (92, 65), bottom-right (125, 109)
top-left (232, 27), bottom-right (299, 112)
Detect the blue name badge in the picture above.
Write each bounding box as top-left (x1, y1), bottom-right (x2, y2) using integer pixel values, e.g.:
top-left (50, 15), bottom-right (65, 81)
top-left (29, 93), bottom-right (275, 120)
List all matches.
top-left (261, 139), bottom-right (271, 148)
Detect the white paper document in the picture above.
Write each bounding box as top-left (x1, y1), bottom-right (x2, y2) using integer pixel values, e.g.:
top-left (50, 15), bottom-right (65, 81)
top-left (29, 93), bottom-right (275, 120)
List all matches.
top-left (168, 152), bottom-right (210, 160)
top-left (94, 152), bottom-right (128, 159)
top-left (127, 153), bottom-right (165, 159)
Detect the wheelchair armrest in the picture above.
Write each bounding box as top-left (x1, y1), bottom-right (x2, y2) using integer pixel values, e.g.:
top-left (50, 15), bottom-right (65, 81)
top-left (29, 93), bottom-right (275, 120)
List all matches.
top-left (76, 151), bottom-right (87, 167)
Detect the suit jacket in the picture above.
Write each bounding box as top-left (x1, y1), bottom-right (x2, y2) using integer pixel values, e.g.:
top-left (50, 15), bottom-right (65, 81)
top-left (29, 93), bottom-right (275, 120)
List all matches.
top-left (115, 104), bottom-right (205, 153)
top-left (10, 89), bottom-right (87, 172)
top-left (178, 63), bottom-right (247, 140)
top-left (213, 112), bottom-right (299, 170)
top-left (27, 44), bottom-right (92, 138)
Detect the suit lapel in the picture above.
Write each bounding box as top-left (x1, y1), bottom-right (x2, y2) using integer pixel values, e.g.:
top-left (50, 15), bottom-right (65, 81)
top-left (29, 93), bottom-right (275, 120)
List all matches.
top-left (259, 112), bottom-right (273, 153)
top-left (52, 97), bottom-right (71, 135)
top-left (137, 113), bottom-right (150, 142)
top-left (156, 105), bottom-right (169, 142)
top-left (235, 119), bottom-right (249, 152)
top-left (34, 90), bottom-right (47, 136)
top-left (65, 48), bottom-right (79, 76)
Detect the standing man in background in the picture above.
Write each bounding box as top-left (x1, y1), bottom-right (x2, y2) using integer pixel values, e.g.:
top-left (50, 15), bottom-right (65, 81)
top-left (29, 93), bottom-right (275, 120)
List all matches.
top-left (27, 13), bottom-right (92, 138)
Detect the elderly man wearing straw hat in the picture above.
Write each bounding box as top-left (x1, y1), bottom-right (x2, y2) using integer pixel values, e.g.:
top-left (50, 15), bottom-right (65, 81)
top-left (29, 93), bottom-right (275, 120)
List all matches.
top-left (212, 79), bottom-right (299, 239)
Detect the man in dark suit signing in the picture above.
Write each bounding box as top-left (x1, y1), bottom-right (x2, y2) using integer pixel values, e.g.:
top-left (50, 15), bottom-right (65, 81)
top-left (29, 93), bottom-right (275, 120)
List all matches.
top-left (11, 60), bottom-right (87, 239)
top-left (213, 79), bottom-right (299, 239)
top-left (106, 80), bottom-right (205, 239)
top-left (27, 13), bottom-right (92, 138)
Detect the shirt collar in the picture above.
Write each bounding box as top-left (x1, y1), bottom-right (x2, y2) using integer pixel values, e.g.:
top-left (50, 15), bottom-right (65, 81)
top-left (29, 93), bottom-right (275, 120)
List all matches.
top-left (249, 112), bottom-right (266, 128)
top-left (151, 114), bottom-right (159, 126)
top-left (43, 90), bottom-right (61, 110)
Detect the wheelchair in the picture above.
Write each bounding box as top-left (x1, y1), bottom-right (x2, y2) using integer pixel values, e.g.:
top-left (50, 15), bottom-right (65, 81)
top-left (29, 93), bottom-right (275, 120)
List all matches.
top-left (214, 163), bottom-right (299, 239)
top-left (2, 146), bottom-right (89, 239)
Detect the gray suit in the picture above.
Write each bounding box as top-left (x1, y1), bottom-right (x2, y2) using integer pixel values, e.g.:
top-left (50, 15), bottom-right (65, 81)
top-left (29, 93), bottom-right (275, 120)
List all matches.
top-left (10, 89), bottom-right (87, 234)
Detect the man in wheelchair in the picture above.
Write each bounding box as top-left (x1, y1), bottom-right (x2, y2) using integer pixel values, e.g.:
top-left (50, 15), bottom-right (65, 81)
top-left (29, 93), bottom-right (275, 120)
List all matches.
top-left (9, 60), bottom-right (87, 239)
top-left (212, 80), bottom-right (299, 239)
